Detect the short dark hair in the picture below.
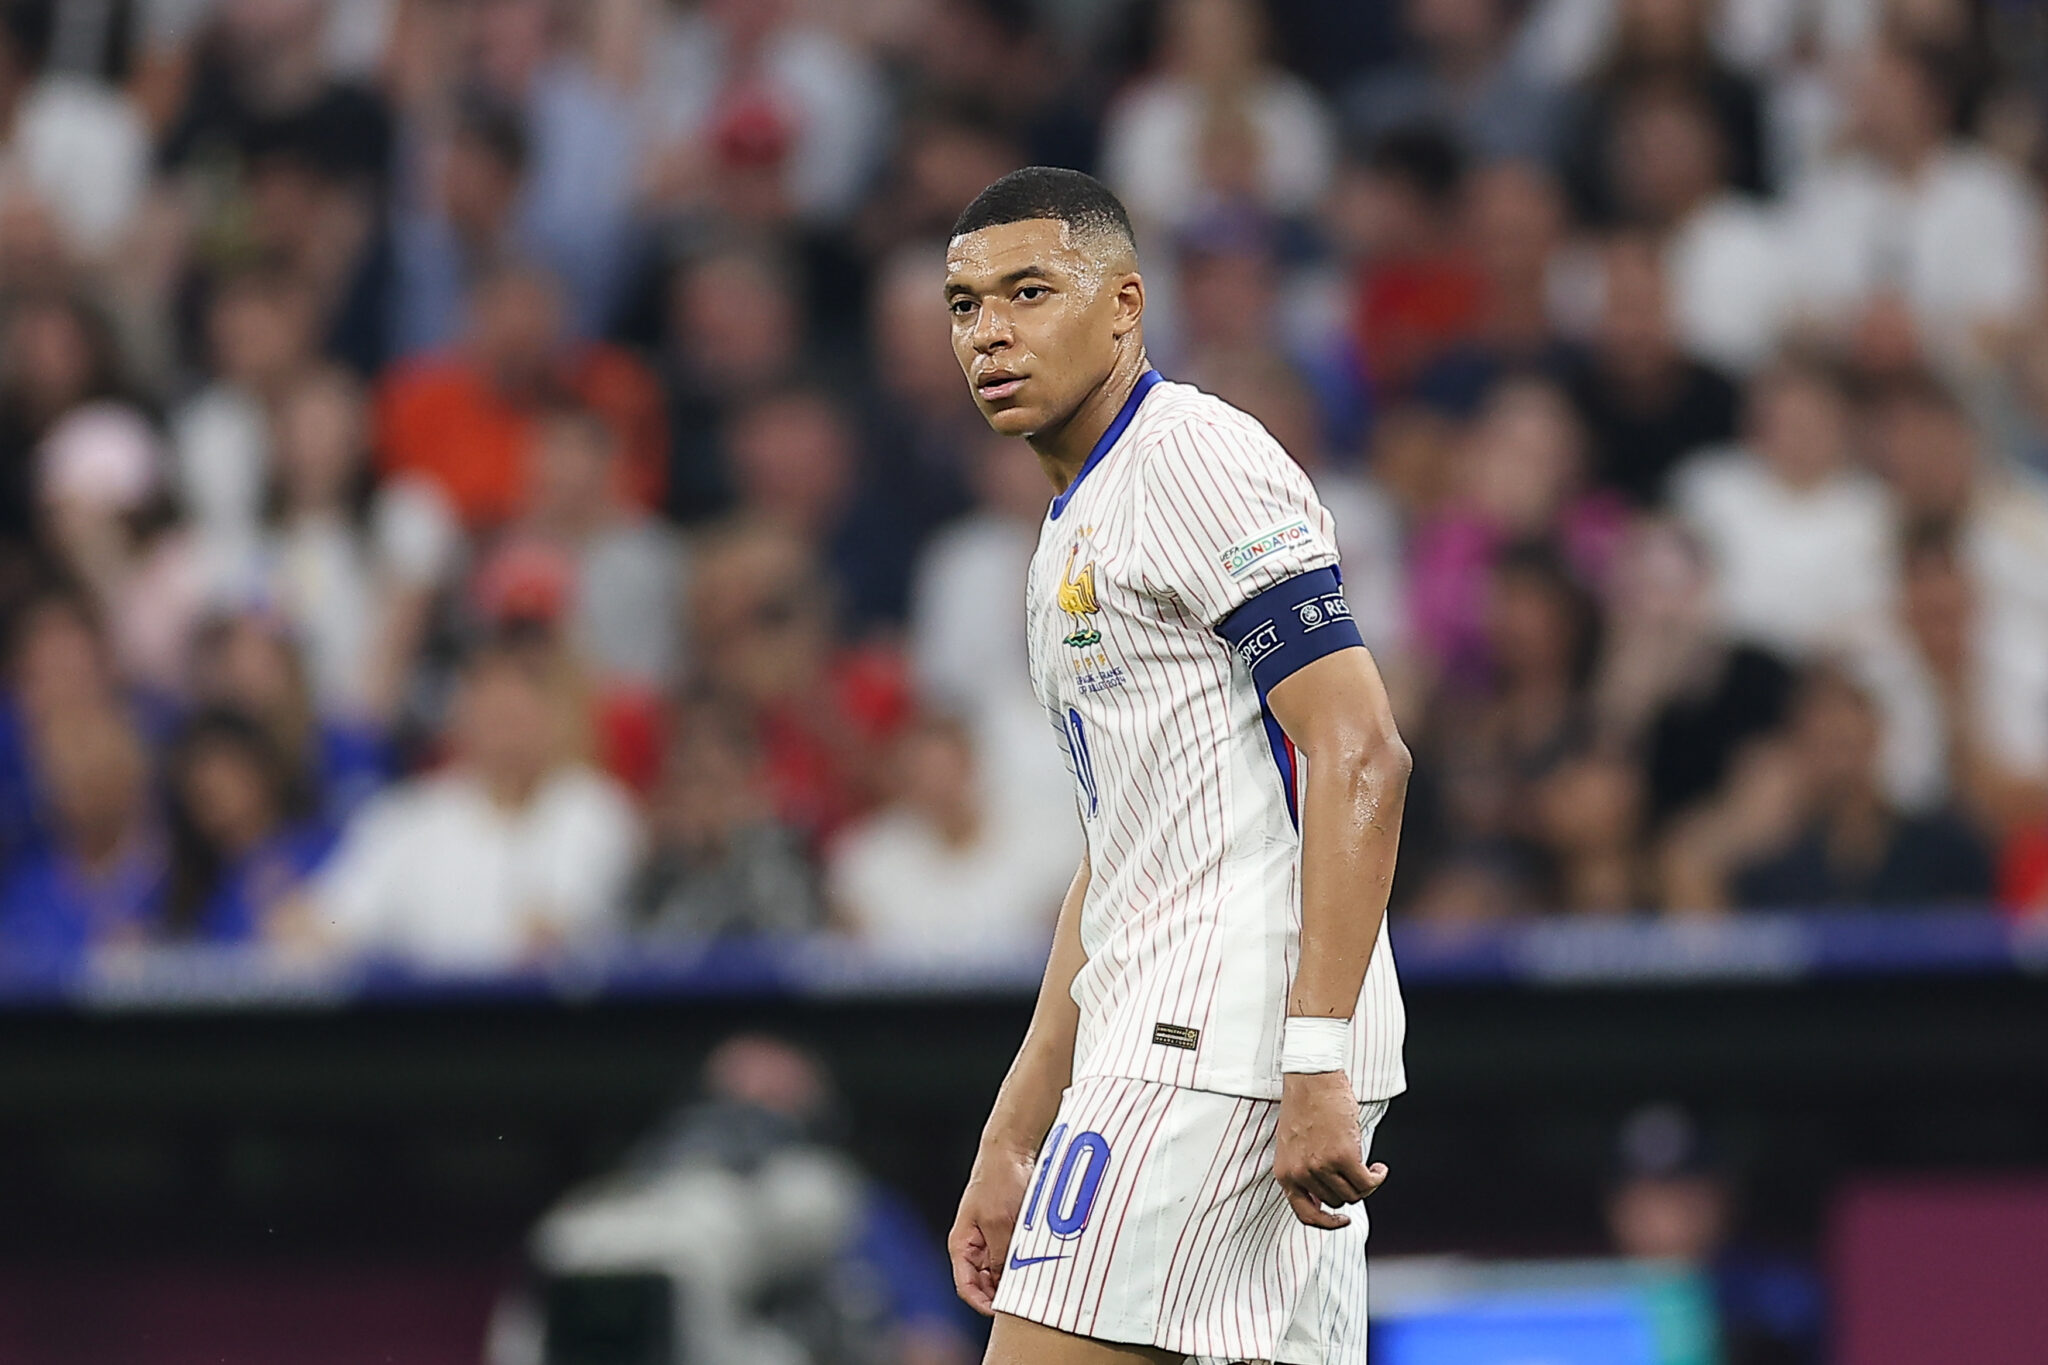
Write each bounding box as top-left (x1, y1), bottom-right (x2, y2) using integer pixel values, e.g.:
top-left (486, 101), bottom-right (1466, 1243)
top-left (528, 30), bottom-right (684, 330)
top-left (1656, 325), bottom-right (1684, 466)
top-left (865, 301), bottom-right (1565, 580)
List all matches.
top-left (951, 166), bottom-right (1137, 254)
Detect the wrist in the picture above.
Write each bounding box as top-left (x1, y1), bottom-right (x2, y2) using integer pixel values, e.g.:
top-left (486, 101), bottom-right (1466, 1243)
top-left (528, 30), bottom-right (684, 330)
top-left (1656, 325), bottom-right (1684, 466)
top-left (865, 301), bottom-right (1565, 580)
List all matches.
top-left (1281, 1015), bottom-right (1351, 1074)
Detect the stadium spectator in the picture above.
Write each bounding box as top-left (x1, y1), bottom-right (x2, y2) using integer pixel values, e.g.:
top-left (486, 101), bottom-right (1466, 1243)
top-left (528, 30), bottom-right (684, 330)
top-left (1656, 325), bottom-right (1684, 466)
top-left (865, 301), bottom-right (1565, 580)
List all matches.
top-left (827, 715), bottom-right (1069, 964)
top-left (1407, 374), bottom-right (1623, 685)
top-left (908, 431), bottom-right (1049, 719)
top-left (1606, 81), bottom-right (1786, 373)
top-left (1345, 0), bottom-right (1565, 163)
top-left (0, 294), bottom-right (137, 573)
top-left (686, 522), bottom-right (908, 847)
top-left (375, 261), bottom-right (666, 528)
top-left (657, 241), bottom-right (805, 525)
top-left (721, 388), bottom-right (877, 620)
top-left (1561, 232), bottom-right (1740, 507)
top-left (0, 1), bottom-right (150, 262)
top-left (1100, 0), bottom-right (1337, 235)
top-left (36, 401), bottom-right (205, 695)
top-left (1669, 664), bottom-right (1994, 911)
top-left (1590, 516), bottom-right (1794, 829)
top-left (1863, 374), bottom-right (2048, 811)
top-left (185, 610), bottom-right (389, 823)
top-left (485, 397), bottom-right (684, 689)
top-left (1410, 158), bottom-right (1582, 415)
top-left (627, 702), bottom-right (820, 943)
top-left (1335, 127), bottom-right (1486, 403)
top-left (1781, 39), bottom-right (2042, 368)
top-left (401, 0), bottom-right (640, 340)
top-left (1421, 542), bottom-right (1602, 881)
top-left (229, 364), bottom-right (457, 724)
top-left (389, 88), bottom-right (536, 358)
top-left (849, 244), bottom-right (981, 625)
top-left (171, 267), bottom-right (323, 552)
top-left (1671, 357), bottom-right (1895, 660)
top-left (630, 0), bottom-right (890, 226)
top-left (162, 707), bottom-right (335, 944)
top-left (0, 701), bottom-right (162, 961)
top-left (1555, 0), bottom-right (1771, 221)
top-left (297, 641), bottom-right (640, 971)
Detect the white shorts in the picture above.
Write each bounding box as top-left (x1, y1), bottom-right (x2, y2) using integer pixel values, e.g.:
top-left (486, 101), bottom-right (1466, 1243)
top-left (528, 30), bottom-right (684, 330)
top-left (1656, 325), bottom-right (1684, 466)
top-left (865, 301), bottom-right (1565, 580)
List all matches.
top-left (991, 1075), bottom-right (1389, 1364)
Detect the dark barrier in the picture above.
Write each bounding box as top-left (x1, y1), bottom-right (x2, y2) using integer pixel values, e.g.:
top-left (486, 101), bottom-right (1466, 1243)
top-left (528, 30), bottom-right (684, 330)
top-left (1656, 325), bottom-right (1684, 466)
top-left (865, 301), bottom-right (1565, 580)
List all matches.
top-left (0, 910), bottom-right (2043, 1273)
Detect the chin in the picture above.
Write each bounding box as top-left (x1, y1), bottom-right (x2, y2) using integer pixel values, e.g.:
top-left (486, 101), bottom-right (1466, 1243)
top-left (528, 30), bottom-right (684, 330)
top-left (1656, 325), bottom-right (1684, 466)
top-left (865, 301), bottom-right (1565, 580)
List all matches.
top-left (980, 403), bottom-right (1039, 437)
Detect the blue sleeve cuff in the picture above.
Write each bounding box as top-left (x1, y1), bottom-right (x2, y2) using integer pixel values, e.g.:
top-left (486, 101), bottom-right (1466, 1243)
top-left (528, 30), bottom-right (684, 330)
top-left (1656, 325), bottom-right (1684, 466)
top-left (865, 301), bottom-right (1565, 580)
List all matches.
top-left (1214, 567), bottom-right (1363, 701)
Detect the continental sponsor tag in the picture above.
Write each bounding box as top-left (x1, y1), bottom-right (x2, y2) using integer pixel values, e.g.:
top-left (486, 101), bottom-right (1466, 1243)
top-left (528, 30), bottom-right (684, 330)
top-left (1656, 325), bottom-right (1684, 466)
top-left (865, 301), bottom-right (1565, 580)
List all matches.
top-left (1219, 518), bottom-right (1313, 579)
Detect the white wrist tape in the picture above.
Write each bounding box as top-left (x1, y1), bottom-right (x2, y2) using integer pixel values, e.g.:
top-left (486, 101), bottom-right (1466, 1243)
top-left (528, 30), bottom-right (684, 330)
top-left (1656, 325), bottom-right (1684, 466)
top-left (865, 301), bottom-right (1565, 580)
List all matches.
top-left (1281, 1016), bottom-right (1350, 1073)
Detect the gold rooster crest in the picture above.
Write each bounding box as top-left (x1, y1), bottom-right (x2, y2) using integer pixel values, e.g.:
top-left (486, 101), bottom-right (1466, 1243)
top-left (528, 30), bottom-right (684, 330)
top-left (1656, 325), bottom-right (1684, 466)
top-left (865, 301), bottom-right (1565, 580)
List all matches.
top-left (1057, 543), bottom-right (1099, 616)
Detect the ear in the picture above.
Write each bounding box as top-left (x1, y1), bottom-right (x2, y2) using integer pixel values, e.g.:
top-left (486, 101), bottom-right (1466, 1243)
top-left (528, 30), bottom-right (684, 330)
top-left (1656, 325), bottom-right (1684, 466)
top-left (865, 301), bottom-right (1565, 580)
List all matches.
top-left (1110, 272), bottom-right (1145, 339)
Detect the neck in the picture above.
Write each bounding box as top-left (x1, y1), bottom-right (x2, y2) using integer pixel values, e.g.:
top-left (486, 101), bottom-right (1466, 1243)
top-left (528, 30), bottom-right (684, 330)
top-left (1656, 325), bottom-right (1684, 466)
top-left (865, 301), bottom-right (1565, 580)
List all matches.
top-left (1028, 346), bottom-right (1151, 492)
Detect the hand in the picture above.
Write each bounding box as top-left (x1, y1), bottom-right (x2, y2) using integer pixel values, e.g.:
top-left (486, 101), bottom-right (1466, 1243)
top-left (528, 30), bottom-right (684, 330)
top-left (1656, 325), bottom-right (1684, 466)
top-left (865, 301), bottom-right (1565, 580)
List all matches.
top-left (1274, 1071), bottom-right (1387, 1230)
top-left (948, 1141), bottom-right (1034, 1314)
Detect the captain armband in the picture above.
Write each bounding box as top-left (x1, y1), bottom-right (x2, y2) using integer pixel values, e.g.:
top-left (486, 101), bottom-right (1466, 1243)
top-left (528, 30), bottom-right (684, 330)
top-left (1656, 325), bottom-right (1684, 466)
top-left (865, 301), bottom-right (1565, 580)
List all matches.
top-left (1214, 567), bottom-right (1364, 702)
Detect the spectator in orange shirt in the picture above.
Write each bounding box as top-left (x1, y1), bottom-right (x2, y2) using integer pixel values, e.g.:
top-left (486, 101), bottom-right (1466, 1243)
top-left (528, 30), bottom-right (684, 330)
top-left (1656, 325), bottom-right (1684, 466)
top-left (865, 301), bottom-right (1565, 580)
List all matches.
top-left (374, 262), bottom-right (665, 528)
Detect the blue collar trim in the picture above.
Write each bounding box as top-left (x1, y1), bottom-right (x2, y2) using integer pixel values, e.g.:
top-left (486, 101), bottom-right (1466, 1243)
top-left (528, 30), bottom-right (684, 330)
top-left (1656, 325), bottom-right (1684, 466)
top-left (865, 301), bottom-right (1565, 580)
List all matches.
top-left (1049, 370), bottom-right (1161, 520)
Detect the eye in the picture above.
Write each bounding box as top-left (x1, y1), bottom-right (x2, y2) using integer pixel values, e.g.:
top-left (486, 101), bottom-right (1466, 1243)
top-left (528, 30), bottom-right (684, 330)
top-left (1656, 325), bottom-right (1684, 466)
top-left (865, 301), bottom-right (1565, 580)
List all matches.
top-left (1017, 285), bottom-right (1050, 302)
top-left (949, 298), bottom-right (977, 317)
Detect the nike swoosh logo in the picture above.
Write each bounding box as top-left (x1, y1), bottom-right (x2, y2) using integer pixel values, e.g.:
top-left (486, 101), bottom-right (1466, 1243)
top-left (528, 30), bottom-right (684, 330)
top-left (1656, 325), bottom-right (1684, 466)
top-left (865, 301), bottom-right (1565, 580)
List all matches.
top-left (1007, 1251), bottom-right (1067, 1269)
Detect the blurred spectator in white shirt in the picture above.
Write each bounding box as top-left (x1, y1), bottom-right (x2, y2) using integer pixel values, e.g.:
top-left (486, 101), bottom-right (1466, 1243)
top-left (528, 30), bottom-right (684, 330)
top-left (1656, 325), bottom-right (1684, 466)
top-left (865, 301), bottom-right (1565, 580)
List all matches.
top-left (1855, 374), bottom-right (2048, 815)
top-left (1101, 0), bottom-right (1336, 236)
top-left (1607, 82), bottom-right (1786, 374)
top-left (1781, 40), bottom-right (2041, 369)
top-left (827, 715), bottom-right (1073, 967)
top-left (173, 267), bottom-right (323, 560)
top-left (226, 364), bottom-right (457, 724)
top-left (1672, 356), bottom-right (1895, 660)
top-left (908, 432), bottom-right (1048, 720)
top-left (304, 643), bottom-right (640, 971)
top-left (0, 6), bottom-right (149, 263)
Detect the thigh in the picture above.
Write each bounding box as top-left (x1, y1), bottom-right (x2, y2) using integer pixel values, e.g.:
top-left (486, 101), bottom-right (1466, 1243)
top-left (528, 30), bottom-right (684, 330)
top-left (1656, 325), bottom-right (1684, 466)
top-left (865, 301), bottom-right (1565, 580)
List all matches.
top-left (986, 1311), bottom-right (1185, 1365)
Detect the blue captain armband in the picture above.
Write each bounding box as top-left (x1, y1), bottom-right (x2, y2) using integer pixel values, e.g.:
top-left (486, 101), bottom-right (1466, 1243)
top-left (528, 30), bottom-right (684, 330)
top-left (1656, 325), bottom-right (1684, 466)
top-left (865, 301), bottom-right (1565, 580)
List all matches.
top-left (1214, 567), bottom-right (1363, 701)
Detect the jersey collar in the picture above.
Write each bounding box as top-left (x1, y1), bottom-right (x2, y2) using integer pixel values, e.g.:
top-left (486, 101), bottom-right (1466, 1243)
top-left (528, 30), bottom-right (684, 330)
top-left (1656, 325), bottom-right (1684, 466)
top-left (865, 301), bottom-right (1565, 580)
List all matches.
top-left (1049, 369), bottom-right (1161, 521)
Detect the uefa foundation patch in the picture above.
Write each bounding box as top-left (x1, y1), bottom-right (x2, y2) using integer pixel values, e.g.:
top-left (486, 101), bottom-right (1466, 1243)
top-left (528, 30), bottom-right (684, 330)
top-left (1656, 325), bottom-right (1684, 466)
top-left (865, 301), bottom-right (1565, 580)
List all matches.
top-left (1219, 518), bottom-right (1313, 579)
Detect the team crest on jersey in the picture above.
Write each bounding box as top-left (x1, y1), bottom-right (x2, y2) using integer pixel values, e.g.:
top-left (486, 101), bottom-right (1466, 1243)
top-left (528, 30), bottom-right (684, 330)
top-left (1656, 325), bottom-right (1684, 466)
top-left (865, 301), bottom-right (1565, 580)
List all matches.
top-left (1056, 543), bottom-right (1099, 615)
top-left (1219, 517), bottom-right (1313, 579)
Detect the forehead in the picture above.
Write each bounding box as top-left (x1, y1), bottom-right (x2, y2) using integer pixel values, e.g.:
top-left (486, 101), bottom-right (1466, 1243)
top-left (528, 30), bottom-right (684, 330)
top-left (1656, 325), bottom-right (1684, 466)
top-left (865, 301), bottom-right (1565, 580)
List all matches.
top-left (944, 218), bottom-right (1086, 285)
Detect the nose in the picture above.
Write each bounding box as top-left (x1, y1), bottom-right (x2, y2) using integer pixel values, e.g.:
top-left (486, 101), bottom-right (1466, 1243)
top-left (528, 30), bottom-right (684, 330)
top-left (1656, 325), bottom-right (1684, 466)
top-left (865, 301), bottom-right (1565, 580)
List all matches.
top-left (971, 300), bottom-right (1012, 354)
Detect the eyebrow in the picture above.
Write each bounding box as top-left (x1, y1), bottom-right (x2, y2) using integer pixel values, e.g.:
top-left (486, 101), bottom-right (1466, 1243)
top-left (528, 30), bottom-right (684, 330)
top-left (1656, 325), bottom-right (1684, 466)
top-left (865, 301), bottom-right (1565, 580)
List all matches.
top-left (944, 265), bottom-right (1055, 297)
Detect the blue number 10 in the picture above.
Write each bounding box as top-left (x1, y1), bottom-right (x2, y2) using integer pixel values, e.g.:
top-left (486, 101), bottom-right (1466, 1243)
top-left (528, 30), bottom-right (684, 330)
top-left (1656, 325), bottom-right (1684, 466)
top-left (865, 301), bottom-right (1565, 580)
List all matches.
top-left (1022, 1125), bottom-right (1111, 1240)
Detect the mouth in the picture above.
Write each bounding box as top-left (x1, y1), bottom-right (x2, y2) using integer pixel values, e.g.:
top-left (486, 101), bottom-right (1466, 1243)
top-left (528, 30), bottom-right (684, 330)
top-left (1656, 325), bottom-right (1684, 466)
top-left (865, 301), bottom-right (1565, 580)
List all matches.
top-left (976, 370), bottom-right (1026, 402)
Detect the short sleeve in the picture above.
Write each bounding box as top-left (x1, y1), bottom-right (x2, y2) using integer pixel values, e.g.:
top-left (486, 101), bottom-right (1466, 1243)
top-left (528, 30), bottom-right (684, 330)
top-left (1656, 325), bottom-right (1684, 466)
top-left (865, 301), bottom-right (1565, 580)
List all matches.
top-left (1134, 416), bottom-right (1340, 625)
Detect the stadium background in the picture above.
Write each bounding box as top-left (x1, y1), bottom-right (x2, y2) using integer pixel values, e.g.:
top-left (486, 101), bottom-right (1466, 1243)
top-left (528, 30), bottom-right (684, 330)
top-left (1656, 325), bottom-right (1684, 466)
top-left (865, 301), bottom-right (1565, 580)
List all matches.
top-left (0, 0), bottom-right (2044, 1361)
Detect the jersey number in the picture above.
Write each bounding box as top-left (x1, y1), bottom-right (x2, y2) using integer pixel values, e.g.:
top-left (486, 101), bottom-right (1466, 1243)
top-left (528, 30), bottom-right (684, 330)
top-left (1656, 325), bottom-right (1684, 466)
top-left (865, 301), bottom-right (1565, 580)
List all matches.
top-left (1020, 1123), bottom-right (1111, 1240)
top-left (1066, 708), bottom-right (1099, 818)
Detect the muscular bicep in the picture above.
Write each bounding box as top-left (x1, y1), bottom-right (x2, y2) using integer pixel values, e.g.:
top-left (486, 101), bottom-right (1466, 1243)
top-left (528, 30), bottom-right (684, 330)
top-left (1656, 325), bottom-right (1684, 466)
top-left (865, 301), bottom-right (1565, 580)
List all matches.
top-left (1265, 646), bottom-right (1404, 763)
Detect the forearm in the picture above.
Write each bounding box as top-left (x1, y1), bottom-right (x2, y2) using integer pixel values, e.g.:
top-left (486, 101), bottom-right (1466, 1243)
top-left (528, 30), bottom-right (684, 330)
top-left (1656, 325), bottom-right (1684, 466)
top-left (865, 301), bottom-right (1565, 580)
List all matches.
top-left (976, 853), bottom-right (1089, 1159)
top-left (1292, 737), bottom-right (1410, 1018)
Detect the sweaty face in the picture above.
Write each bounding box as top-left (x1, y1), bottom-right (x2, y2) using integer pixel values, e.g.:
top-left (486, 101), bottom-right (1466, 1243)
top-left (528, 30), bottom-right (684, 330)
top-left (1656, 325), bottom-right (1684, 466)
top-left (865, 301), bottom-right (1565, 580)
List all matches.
top-left (945, 219), bottom-right (1137, 440)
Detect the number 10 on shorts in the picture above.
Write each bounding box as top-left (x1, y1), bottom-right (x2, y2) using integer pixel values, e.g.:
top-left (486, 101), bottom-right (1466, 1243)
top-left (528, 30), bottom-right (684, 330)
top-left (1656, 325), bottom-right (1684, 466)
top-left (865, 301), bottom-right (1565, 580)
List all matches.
top-left (1021, 1123), bottom-right (1112, 1239)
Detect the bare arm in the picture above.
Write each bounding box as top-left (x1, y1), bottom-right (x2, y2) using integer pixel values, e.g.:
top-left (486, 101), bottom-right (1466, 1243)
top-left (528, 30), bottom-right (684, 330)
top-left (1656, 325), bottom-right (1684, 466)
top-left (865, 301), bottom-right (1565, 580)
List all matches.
top-left (948, 852), bottom-right (1090, 1314)
top-left (1265, 646), bottom-right (1410, 1227)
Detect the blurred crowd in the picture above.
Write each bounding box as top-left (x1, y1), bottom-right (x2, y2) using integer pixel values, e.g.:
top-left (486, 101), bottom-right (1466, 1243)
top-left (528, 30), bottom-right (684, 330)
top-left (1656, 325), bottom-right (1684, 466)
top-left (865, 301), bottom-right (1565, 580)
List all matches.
top-left (0, 0), bottom-right (2046, 975)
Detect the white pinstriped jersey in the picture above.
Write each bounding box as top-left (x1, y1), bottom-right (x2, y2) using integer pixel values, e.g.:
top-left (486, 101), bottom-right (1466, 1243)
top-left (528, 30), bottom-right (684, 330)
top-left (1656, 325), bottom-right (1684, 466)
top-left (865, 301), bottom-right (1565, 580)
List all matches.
top-left (1025, 375), bottom-right (1405, 1103)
